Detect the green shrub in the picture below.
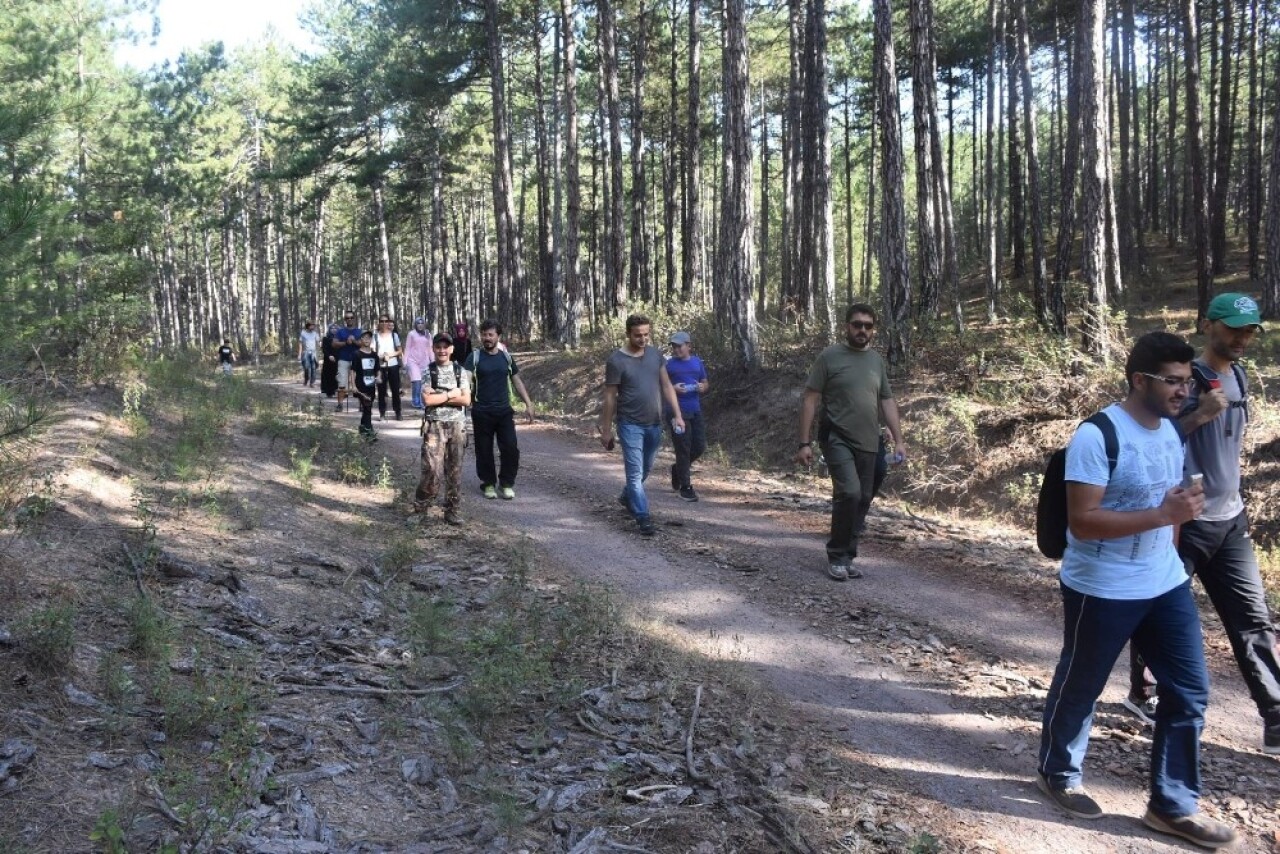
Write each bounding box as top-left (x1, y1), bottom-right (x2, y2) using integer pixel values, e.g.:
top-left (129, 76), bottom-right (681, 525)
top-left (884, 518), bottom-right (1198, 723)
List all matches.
top-left (126, 595), bottom-right (172, 660)
top-left (15, 603), bottom-right (76, 674)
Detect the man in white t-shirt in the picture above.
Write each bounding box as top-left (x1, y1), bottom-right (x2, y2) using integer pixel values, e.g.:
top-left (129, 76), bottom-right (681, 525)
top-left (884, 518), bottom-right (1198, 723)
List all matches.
top-left (1035, 331), bottom-right (1234, 850)
top-left (298, 320), bottom-right (320, 387)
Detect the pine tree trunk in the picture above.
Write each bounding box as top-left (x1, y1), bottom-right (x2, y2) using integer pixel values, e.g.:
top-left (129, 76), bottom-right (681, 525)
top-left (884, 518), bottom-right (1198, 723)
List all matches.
top-left (984, 0), bottom-right (999, 321)
top-left (486, 0), bottom-right (528, 324)
top-left (1015, 0), bottom-right (1048, 326)
top-left (808, 0), bottom-right (835, 329)
top-left (861, 92), bottom-right (877, 298)
top-left (1113, 7), bottom-right (1136, 269)
top-left (1262, 66), bottom-right (1280, 316)
top-left (1182, 0), bottom-right (1213, 317)
top-left (600, 0), bottom-right (627, 305)
top-left (1247, 0), bottom-right (1262, 278)
top-left (1050, 8), bottom-right (1082, 335)
top-left (759, 83), bottom-right (771, 316)
top-left (629, 2), bottom-right (649, 303)
top-left (1210, 0), bottom-right (1235, 274)
top-left (664, 0), bottom-right (679, 307)
top-left (1167, 17), bottom-right (1180, 247)
top-left (533, 5), bottom-right (555, 337)
top-left (681, 0), bottom-right (701, 302)
top-left (910, 0), bottom-right (941, 321)
top-left (1006, 30), bottom-right (1025, 280)
top-left (873, 0), bottom-right (912, 365)
top-left (561, 0), bottom-right (581, 347)
top-left (719, 0), bottom-right (757, 368)
top-left (1079, 0), bottom-right (1109, 357)
top-left (785, 0), bottom-right (806, 322)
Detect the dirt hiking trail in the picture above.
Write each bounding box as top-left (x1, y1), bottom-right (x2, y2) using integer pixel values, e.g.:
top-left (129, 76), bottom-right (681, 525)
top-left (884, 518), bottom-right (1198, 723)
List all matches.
top-left (292, 377), bottom-right (1280, 853)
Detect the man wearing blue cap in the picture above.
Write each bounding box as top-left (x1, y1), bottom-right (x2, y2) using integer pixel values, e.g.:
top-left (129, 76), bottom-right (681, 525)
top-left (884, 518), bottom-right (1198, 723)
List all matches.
top-left (1122, 293), bottom-right (1280, 759)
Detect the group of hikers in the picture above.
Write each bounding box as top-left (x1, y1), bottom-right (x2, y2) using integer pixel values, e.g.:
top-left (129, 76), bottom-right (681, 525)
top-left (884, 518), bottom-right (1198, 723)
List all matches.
top-left (245, 291), bottom-right (1272, 849)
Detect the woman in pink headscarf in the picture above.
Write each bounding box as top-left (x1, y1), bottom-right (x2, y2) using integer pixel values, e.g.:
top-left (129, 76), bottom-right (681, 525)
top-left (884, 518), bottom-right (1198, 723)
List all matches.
top-left (404, 317), bottom-right (433, 409)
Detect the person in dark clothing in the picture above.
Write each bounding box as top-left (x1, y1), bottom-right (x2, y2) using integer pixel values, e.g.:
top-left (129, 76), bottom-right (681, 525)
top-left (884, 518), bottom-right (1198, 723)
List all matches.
top-left (319, 324), bottom-right (340, 397)
top-left (663, 330), bottom-right (709, 502)
top-left (348, 331), bottom-right (380, 440)
top-left (464, 318), bottom-right (534, 500)
top-left (450, 322), bottom-right (473, 366)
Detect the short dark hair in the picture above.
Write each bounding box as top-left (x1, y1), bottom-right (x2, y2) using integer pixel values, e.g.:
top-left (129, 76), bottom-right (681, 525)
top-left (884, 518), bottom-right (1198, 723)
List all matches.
top-left (479, 318), bottom-right (502, 335)
top-left (1124, 331), bottom-right (1194, 389)
top-left (433, 332), bottom-right (454, 346)
top-left (846, 303), bottom-right (877, 324)
top-left (625, 313), bottom-right (651, 332)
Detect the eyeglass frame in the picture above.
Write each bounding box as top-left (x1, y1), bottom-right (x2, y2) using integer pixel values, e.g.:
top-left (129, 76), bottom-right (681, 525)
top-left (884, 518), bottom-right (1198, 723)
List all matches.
top-left (1138, 371), bottom-right (1194, 388)
top-left (847, 320), bottom-right (875, 331)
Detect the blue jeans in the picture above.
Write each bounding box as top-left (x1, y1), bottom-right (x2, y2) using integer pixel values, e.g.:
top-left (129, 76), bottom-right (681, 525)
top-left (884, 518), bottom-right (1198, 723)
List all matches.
top-left (617, 421), bottom-right (662, 520)
top-left (1039, 580), bottom-right (1207, 818)
top-left (411, 379), bottom-right (424, 409)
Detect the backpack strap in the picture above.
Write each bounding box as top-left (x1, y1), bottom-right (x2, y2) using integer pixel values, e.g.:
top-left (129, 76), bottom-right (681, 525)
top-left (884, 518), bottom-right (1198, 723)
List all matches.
top-left (1083, 412), bottom-right (1119, 478)
top-left (1233, 361), bottom-right (1249, 424)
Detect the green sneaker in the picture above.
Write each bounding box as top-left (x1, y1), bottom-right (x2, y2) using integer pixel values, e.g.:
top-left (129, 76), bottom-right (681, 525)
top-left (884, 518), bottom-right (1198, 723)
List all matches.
top-left (482, 485), bottom-right (497, 500)
top-left (499, 486), bottom-right (515, 500)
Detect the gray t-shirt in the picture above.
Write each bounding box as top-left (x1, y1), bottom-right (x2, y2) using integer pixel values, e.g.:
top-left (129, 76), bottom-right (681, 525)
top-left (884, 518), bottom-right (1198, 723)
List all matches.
top-left (299, 329), bottom-right (319, 356)
top-left (605, 345), bottom-right (665, 426)
top-left (424, 362), bottom-right (471, 425)
top-left (1182, 360), bottom-right (1246, 522)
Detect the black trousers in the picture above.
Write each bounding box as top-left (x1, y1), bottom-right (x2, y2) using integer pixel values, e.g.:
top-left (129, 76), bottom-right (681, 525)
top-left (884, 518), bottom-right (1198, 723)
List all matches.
top-left (472, 407), bottom-right (519, 488)
top-left (1130, 510), bottom-right (1280, 717)
top-left (377, 368), bottom-right (402, 417)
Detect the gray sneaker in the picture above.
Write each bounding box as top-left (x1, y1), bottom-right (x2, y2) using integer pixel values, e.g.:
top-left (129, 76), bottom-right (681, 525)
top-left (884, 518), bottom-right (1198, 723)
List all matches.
top-left (1035, 774), bottom-right (1102, 820)
top-left (828, 562), bottom-right (849, 581)
top-left (1142, 808), bottom-right (1236, 849)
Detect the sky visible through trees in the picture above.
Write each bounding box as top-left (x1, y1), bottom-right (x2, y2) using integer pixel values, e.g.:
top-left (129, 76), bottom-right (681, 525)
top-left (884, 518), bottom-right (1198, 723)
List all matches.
top-left (2, 0), bottom-right (1279, 368)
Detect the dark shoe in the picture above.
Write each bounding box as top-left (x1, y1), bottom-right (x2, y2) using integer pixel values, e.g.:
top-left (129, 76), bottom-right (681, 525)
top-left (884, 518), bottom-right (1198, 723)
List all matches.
top-left (1035, 774), bottom-right (1102, 820)
top-left (827, 562), bottom-right (849, 581)
top-left (395, 413), bottom-right (402, 421)
top-left (670, 464), bottom-right (679, 492)
top-left (444, 511), bottom-right (464, 527)
top-left (335, 403), bottom-right (342, 413)
top-left (1263, 709), bottom-right (1280, 755)
top-left (637, 517), bottom-right (656, 536)
top-left (1142, 808), bottom-right (1235, 849)
top-left (1122, 694), bottom-right (1158, 727)
top-left (618, 494), bottom-right (629, 510)
top-left (679, 486), bottom-right (698, 502)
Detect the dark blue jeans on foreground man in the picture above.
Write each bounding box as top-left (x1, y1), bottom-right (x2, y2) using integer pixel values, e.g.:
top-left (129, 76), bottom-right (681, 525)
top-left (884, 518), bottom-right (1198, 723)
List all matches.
top-left (1039, 579), bottom-right (1208, 818)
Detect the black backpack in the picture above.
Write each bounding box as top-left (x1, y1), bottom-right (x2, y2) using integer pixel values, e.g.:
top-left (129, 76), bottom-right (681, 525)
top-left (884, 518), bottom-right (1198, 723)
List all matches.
top-left (1035, 412), bottom-right (1118, 559)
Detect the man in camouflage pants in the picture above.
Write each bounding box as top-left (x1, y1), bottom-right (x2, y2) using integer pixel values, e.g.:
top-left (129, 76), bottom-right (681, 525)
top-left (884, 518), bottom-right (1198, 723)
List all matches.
top-left (414, 332), bottom-right (471, 525)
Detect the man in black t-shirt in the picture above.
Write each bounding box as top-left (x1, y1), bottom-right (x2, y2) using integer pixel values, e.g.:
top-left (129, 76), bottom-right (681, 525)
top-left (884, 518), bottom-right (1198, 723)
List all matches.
top-left (464, 318), bottom-right (534, 500)
top-left (348, 331), bottom-right (380, 439)
top-left (217, 339), bottom-right (235, 376)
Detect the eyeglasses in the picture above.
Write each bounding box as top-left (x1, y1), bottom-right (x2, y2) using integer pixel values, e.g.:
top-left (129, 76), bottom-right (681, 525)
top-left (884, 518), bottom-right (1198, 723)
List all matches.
top-left (1140, 372), bottom-right (1194, 388)
top-left (379, 318), bottom-right (391, 323)
top-left (848, 321), bottom-right (875, 330)
top-left (344, 316), bottom-right (355, 320)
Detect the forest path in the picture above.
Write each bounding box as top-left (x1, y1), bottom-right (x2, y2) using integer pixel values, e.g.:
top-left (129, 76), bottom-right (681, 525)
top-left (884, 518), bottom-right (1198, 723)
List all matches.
top-left (275, 378), bottom-right (1277, 853)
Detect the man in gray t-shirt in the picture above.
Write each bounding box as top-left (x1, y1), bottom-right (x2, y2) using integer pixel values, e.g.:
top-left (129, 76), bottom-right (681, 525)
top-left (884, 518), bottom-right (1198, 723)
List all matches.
top-left (1124, 293), bottom-right (1280, 756)
top-left (598, 314), bottom-right (683, 536)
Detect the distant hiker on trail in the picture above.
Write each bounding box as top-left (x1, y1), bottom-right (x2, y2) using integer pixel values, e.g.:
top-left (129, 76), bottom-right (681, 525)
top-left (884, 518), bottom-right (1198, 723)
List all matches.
top-left (405, 317), bottom-right (432, 410)
top-left (217, 339), bottom-right (235, 376)
top-left (663, 330), bottom-right (708, 502)
top-left (374, 314), bottom-right (404, 421)
top-left (450, 322), bottom-right (473, 366)
top-left (464, 318), bottom-right (534, 500)
top-left (298, 320), bottom-right (320, 387)
top-left (1034, 331), bottom-right (1234, 850)
top-left (333, 312), bottom-right (362, 412)
top-left (348, 331), bottom-right (380, 440)
top-left (1119, 294), bottom-right (1280, 755)
top-left (598, 314), bottom-right (684, 537)
top-left (319, 323), bottom-right (340, 397)
top-left (415, 332), bottom-right (471, 526)
top-left (795, 303), bottom-right (905, 581)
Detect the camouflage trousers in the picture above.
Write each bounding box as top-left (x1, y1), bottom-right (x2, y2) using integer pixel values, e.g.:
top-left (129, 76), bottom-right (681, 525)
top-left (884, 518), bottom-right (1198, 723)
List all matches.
top-left (416, 420), bottom-right (464, 512)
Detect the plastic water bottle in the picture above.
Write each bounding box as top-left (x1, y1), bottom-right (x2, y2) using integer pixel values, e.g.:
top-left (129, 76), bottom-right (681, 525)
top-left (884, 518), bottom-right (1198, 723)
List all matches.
top-left (672, 418), bottom-right (684, 435)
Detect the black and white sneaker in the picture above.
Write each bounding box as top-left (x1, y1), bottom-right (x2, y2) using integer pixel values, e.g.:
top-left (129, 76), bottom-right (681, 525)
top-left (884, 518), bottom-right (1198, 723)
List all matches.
top-left (1122, 694), bottom-right (1158, 727)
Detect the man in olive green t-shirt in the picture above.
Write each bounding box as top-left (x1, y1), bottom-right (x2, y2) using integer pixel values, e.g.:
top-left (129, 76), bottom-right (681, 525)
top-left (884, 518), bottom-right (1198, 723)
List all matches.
top-left (796, 303), bottom-right (906, 581)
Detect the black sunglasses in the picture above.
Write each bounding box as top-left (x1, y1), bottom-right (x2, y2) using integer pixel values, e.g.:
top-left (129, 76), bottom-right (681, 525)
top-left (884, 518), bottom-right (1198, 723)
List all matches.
top-left (848, 321), bottom-right (875, 330)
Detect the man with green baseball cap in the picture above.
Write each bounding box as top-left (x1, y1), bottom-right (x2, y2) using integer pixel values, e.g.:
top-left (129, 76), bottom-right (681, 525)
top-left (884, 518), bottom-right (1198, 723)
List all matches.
top-left (1122, 292), bottom-right (1280, 764)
